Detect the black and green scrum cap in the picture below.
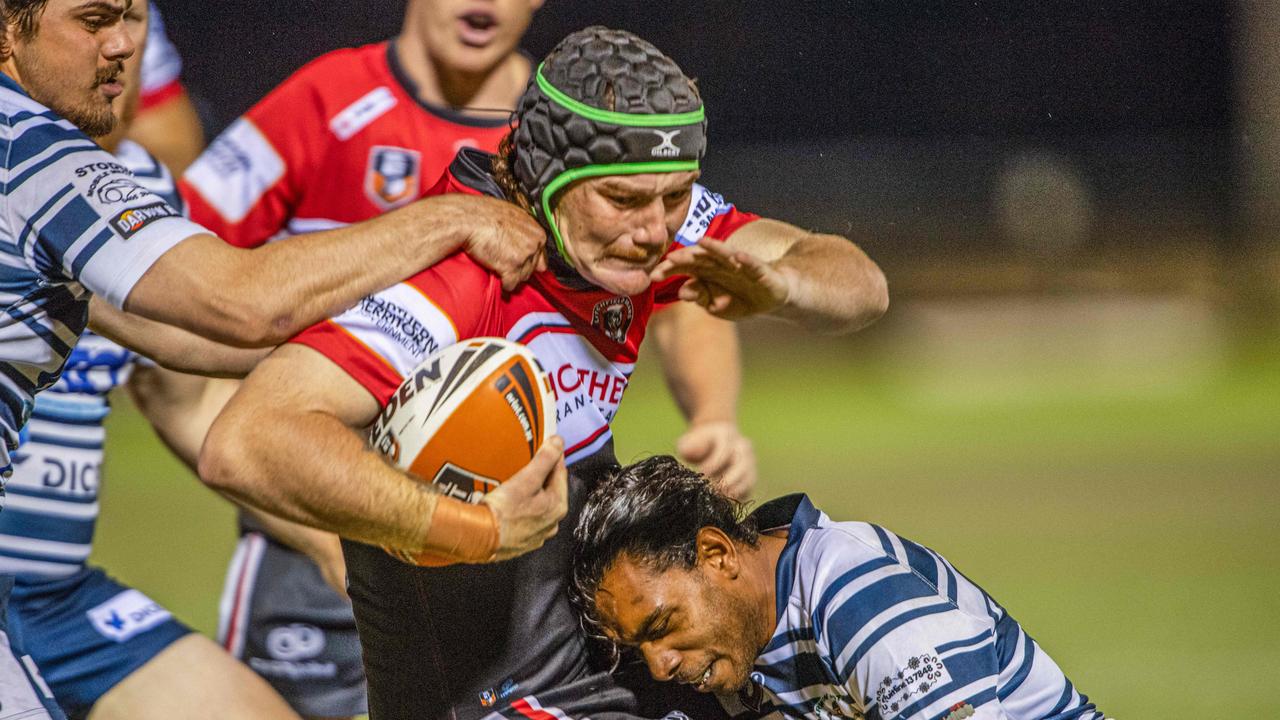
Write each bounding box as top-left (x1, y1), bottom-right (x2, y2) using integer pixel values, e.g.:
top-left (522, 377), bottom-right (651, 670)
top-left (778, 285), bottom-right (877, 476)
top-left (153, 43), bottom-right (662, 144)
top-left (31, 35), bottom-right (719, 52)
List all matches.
top-left (512, 26), bottom-right (707, 266)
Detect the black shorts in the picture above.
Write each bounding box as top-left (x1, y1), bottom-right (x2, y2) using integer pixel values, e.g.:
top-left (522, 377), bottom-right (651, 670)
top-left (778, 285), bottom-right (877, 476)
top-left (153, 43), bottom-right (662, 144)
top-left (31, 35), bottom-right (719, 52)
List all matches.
top-left (344, 452), bottom-right (737, 720)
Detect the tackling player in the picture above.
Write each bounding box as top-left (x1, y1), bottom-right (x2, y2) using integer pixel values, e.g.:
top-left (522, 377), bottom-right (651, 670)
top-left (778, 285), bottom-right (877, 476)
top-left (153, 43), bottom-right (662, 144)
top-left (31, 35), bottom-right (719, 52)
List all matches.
top-left (199, 27), bottom-right (888, 720)
top-left (178, 2), bottom-right (755, 715)
top-left (1, 4), bottom-right (300, 718)
top-left (573, 457), bottom-right (1109, 720)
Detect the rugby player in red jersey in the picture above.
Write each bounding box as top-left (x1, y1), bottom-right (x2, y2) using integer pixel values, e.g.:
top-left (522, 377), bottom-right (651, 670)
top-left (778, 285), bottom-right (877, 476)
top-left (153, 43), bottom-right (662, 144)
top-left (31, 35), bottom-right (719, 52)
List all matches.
top-left (199, 27), bottom-right (888, 720)
top-left (173, 3), bottom-right (757, 716)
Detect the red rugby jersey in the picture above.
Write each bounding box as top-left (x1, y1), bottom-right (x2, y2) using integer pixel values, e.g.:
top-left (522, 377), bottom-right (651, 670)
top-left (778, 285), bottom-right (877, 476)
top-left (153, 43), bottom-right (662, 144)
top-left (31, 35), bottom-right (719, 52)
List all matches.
top-left (291, 151), bottom-right (759, 465)
top-left (180, 41), bottom-right (514, 246)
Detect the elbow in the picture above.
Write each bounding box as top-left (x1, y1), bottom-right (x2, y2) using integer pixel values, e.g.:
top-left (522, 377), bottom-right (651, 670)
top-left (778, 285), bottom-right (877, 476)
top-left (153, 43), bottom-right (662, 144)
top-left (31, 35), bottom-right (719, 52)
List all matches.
top-left (206, 291), bottom-right (298, 348)
top-left (197, 413), bottom-right (251, 498)
top-left (831, 257), bottom-right (889, 335)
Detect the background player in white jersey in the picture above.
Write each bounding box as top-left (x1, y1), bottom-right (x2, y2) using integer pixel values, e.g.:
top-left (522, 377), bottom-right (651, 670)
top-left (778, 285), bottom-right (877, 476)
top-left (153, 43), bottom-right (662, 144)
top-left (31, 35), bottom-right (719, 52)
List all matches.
top-left (573, 457), bottom-right (1109, 720)
top-left (1, 4), bottom-right (301, 718)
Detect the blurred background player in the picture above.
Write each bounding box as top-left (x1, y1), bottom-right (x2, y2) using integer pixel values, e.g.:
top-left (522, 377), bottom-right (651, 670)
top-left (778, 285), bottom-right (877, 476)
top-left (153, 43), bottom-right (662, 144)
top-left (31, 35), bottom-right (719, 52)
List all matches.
top-left (125, 3), bottom-right (203, 175)
top-left (1, 3), bottom-right (302, 718)
top-left (197, 26), bottom-right (887, 720)
top-left (178, 2), bottom-right (757, 717)
top-left (573, 456), bottom-right (1108, 720)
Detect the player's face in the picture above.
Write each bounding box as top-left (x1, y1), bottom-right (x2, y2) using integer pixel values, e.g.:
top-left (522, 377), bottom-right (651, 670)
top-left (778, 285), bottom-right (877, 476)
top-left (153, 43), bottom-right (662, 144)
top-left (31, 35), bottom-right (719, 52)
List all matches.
top-left (410, 0), bottom-right (543, 74)
top-left (4, 0), bottom-right (136, 137)
top-left (595, 553), bottom-right (765, 695)
top-left (554, 171), bottom-right (699, 296)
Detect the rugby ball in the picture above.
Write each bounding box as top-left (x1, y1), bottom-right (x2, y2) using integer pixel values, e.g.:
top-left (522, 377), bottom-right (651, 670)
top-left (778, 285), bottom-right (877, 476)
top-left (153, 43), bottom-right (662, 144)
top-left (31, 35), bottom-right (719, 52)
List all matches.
top-left (369, 337), bottom-right (555, 566)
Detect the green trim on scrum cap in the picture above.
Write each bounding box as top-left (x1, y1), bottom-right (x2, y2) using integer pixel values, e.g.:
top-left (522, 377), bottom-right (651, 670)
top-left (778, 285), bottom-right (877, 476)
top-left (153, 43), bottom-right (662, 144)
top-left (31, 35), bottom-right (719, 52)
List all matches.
top-left (535, 64), bottom-right (705, 127)
top-left (541, 160), bottom-right (700, 266)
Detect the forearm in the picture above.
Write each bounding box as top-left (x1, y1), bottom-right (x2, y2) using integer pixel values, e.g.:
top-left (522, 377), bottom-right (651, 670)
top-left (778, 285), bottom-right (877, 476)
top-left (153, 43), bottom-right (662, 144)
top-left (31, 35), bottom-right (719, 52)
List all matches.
top-left (771, 233), bottom-right (888, 334)
top-left (651, 303), bottom-right (740, 424)
top-left (126, 195), bottom-right (484, 346)
top-left (241, 505), bottom-right (345, 568)
top-left (199, 401), bottom-right (439, 551)
top-left (127, 370), bottom-right (238, 469)
top-left (91, 297), bottom-right (267, 378)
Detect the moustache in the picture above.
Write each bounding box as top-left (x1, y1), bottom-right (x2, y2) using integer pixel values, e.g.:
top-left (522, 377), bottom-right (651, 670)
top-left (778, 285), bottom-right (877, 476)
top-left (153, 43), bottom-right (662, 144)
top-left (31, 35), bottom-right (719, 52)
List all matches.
top-left (94, 62), bottom-right (124, 86)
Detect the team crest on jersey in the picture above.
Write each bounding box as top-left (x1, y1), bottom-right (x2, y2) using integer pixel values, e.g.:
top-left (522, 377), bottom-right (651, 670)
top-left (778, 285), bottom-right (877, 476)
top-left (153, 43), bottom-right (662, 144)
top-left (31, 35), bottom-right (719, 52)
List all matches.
top-left (365, 146), bottom-right (422, 209)
top-left (591, 297), bottom-right (634, 343)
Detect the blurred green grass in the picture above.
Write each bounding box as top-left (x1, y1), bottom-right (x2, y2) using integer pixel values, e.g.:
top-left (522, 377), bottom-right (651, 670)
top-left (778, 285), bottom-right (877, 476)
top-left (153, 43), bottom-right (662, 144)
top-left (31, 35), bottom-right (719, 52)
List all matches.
top-left (92, 328), bottom-right (1280, 718)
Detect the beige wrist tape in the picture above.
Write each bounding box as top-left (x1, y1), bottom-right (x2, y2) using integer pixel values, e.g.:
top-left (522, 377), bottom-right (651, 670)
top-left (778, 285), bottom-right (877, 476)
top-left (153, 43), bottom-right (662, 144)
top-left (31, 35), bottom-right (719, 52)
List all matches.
top-left (420, 497), bottom-right (499, 564)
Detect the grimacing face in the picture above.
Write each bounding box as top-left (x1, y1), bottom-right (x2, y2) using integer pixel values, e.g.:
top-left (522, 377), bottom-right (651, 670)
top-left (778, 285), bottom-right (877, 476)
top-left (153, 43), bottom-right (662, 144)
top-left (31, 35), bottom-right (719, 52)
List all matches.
top-left (5, 0), bottom-right (136, 137)
top-left (409, 0), bottom-right (543, 75)
top-left (594, 552), bottom-right (765, 695)
top-left (553, 170), bottom-right (700, 296)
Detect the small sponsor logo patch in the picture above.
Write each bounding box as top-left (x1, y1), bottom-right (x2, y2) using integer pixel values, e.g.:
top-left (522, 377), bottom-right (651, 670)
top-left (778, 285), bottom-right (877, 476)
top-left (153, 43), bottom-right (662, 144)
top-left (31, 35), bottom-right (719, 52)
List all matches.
top-left (875, 652), bottom-right (952, 714)
top-left (86, 589), bottom-right (171, 642)
top-left (650, 129), bottom-right (682, 158)
top-left (112, 201), bottom-right (181, 238)
top-left (265, 623), bottom-right (326, 661)
top-left (591, 297), bottom-right (634, 343)
top-left (365, 146), bottom-right (421, 209)
top-left (944, 702), bottom-right (976, 720)
top-left (184, 118), bottom-right (285, 222)
top-left (330, 86), bottom-right (397, 141)
top-left (675, 183), bottom-right (731, 247)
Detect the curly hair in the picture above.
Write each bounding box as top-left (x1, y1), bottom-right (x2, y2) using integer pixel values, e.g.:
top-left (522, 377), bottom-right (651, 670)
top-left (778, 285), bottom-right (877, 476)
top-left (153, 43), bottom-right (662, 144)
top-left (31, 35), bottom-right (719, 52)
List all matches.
top-left (570, 455), bottom-right (758, 667)
top-left (0, 0), bottom-right (47, 57)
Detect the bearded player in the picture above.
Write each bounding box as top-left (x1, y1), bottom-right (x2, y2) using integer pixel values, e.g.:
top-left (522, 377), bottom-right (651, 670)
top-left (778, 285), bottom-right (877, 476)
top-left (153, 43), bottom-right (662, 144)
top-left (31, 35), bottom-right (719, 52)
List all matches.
top-left (198, 27), bottom-right (888, 720)
top-left (178, 3), bottom-right (756, 717)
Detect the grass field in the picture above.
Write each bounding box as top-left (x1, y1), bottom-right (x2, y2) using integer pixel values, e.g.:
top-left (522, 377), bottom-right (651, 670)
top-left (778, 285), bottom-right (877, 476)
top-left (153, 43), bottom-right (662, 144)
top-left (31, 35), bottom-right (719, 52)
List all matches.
top-left (90, 311), bottom-right (1280, 718)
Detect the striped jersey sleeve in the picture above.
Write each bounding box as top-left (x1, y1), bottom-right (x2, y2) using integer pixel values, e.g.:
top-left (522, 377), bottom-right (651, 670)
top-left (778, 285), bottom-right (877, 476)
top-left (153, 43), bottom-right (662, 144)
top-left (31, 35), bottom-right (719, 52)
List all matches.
top-left (753, 496), bottom-right (1106, 720)
top-left (0, 82), bottom-right (206, 307)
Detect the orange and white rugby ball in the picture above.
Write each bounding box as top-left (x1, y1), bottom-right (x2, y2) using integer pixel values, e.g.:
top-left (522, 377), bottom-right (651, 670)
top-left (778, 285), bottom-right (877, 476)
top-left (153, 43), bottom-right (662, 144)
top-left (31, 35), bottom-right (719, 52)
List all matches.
top-left (369, 337), bottom-right (555, 566)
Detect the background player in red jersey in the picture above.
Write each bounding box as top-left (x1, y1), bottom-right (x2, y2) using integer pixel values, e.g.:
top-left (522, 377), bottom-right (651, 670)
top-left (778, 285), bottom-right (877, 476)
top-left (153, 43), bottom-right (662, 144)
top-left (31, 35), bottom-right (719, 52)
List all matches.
top-left (174, 3), bottom-right (756, 717)
top-left (198, 27), bottom-right (887, 720)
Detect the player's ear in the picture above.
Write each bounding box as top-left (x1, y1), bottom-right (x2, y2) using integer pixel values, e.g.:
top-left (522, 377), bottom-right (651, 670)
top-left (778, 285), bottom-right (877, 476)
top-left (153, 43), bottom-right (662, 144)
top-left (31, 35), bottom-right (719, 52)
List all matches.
top-left (695, 526), bottom-right (740, 579)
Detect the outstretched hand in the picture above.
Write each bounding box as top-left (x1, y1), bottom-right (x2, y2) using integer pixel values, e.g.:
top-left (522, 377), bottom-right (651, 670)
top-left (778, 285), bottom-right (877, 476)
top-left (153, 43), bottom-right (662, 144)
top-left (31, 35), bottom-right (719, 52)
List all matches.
top-left (649, 241), bottom-right (793, 319)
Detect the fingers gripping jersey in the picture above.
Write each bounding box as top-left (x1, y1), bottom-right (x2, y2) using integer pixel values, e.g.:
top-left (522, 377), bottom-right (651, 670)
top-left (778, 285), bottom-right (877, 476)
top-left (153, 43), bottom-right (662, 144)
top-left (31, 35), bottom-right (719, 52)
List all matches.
top-left (180, 41), bottom-right (513, 249)
top-left (746, 495), bottom-right (1107, 720)
top-left (0, 75), bottom-right (204, 475)
top-left (290, 151), bottom-right (758, 466)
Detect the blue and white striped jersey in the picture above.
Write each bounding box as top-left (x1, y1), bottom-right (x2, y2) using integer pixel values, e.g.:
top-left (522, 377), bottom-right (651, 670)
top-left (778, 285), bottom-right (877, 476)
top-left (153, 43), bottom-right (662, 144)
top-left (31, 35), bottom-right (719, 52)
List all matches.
top-left (745, 495), bottom-right (1105, 720)
top-left (0, 73), bottom-right (205, 478)
top-left (0, 140), bottom-right (178, 579)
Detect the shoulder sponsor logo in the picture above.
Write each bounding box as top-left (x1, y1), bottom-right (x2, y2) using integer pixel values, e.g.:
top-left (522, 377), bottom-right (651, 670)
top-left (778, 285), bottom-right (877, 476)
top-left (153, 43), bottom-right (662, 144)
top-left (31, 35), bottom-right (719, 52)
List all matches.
top-left (86, 589), bottom-right (172, 642)
top-left (874, 652), bottom-right (952, 716)
top-left (675, 183), bottom-right (731, 247)
top-left (266, 623), bottom-right (326, 661)
top-left (74, 160), bottom-right (129, 178)
top-left (356, 295), bottom-right (440, 357)
top-left (330, 86), bottom-right (398, 141)
top-left (651, 129), bottom-right (682, 158)
top-left (112, 202), bottom-right (181, 239)
top-left (184, 118), bottom-right (285, 223)
top-left (943, 703), bottom-right (976, 720)
top-left (590, 296), bottom-right (634, 344)
top-left (365, 146), bottom-right (421, 210)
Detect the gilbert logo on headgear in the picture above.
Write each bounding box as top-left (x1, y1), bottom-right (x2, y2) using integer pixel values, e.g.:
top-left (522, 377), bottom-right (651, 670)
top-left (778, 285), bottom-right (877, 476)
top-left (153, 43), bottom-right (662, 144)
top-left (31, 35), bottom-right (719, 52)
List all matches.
top-left (651, 129), bottom-right (682, 158)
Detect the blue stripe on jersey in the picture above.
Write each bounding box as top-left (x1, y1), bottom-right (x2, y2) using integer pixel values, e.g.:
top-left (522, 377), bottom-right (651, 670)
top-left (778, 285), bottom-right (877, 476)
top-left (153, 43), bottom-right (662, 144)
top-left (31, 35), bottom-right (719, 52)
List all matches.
top-left (760, 626), bottom-right (815, 655)
top-left (870, 524), bottom-right (896, 557)
top-left (900, 537), bottom-right (938, 588)
top-left (1, 509), bottom-right (94, 545)
top-left (997, 631), bottom-right (1036, 700)
top-left (69, 227), bottom-right (115, 277)
top-left (5, 484), bottom-right (97, 504)
top-left (5, 121), bottom-right (87, 167)
top-left (935, 630), bottom-right (990, 655)
top-left (26, 433), bottom-right (101, 451)
top-left (1048, 679), bottom-right (1077, 716)
top-left (771, 496), bottom-right (822, 621)
top-left (34, 194), bottom-right (101, 273)
top-left (762, 650), bottom-right (840, 694)
top-left (811, 555), bottom-right (897, 640)
top-left (825, 571), bottom-right (940, 660)
top-left (2, 109), bottom-right (62, 125)
top-left (31, 405), bottom-right (108, 426)
top-left (7, 142), bottom-right (97, 191)
top-left (4, 305), bottom-right (72, 357)
top-left (15, 184), bottom-right (75, 254)
top-left (891, 649), bottom-right (998, 719)
top-left (840, 602), bottom-right (956, 680)
top-left (994, 612), bottom-right (1020, 671)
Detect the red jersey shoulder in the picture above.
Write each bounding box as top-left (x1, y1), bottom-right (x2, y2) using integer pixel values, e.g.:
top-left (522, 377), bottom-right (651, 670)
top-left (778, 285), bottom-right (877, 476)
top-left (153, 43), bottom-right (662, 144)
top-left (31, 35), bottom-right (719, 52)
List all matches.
top-left (705, 204), bottom-right (760, 241)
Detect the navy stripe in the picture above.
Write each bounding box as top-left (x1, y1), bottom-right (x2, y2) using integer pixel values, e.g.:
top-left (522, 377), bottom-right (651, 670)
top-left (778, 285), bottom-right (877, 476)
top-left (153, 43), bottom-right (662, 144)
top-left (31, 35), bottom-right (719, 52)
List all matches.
top-left (761, 625), bottom-right (815, 655)
top-left (756, 650), bottom-right (839, 695)
top-left (1, 109), bottom-right (63, 125)
top-left (871, 524), bottom-right (895, 557)
top-left (894, 649), bottom-right (997, 720)
top-left (6, 142), bottom-right (97, 191)
top-left (0, 508), bottom-right (94, 544)
top-left (901, 537), bottom-right (939, 588)
top-left (840, 602), bottom-right (956, 680)
top-left (0, 544), bottom-right (86, 566)
top-left (4, 306), bottom-right (71, 358)
top-left (34, 194), bottom-right (100, 266)
top-left (0, 358), bottom-right (37, 396)
top-left (69, 227), bottom-right (116, 277)
top-left (26, 433), bottom-right (100, 450)
top-left (1048, 679), bottom-right (1076, 716)
top-left (825, 570), bottom-right (936, 662)
top-left (0, 265), bottom-right (37, 292)
top-left (15, 184), bottom-right (74, 254)
top-left (811, 555), bottom-right (897, 640)
top-left (936, 630), bottom-right (991, 655)
top-left (997, 632), bottom-right (1036, 700)
top-left (4, 122), bottom-right (85, 167)
top-left (943, 556), bottom-right (958, 605)
top-left (4, 484), bottom-right (97, 504)
top-left (773, 496), bottom-right (823, 621)
top-left (993, 612), bottom-right (1021, 671)
top-left (30, 406), bottom-right (108, 426)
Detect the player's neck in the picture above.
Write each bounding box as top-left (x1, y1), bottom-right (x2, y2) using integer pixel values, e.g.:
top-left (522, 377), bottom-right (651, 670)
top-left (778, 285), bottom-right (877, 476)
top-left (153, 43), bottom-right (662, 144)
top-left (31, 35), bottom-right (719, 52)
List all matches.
top-left (394, 35), bottom-right (529, 116)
